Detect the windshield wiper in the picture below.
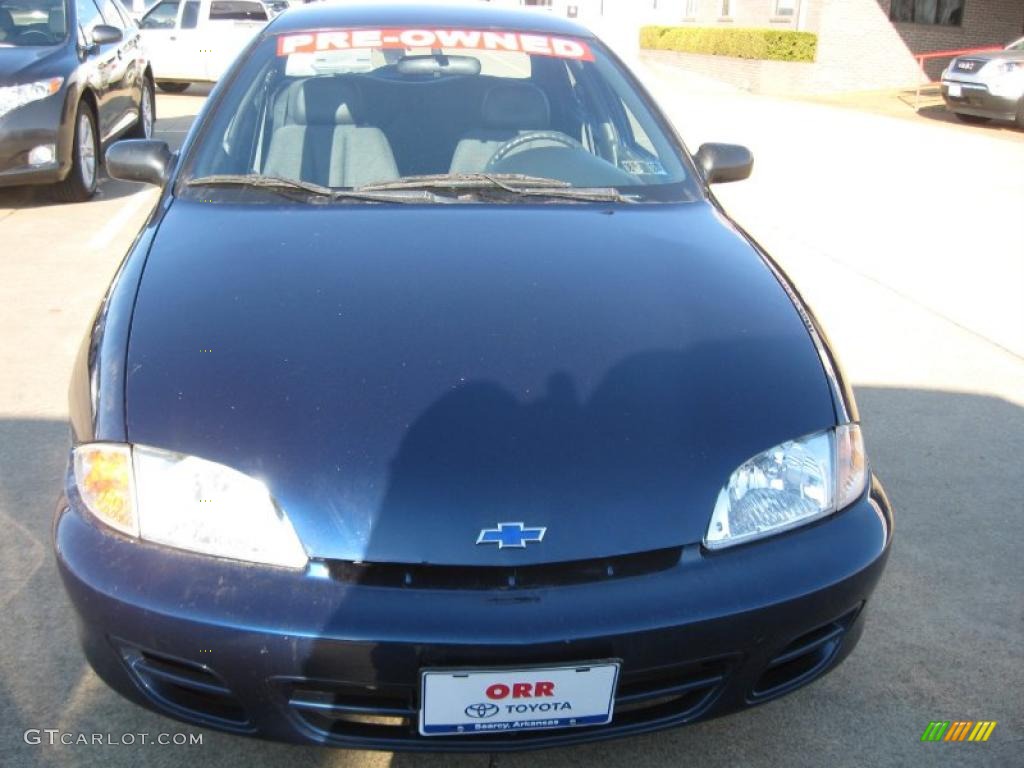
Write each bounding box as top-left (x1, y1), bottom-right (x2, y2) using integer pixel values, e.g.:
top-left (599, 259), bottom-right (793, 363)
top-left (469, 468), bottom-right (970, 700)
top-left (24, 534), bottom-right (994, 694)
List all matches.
top-left (359, 173), bottom-right (570, 191)
top-left (358, 173), bottom-right (634, 203)
top-left (185, 174), bottom-right (451, 204)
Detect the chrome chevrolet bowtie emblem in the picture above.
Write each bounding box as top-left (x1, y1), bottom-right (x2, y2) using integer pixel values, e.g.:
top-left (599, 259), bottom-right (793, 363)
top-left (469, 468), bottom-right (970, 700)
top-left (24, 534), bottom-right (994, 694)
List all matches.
top-left (476, 522), bottom-right (546, 549)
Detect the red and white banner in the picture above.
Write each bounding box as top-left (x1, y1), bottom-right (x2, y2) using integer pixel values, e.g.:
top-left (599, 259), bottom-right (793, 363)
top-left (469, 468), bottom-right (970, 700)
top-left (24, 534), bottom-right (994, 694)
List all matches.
top-left (276, 29), bottom-right (594, 61)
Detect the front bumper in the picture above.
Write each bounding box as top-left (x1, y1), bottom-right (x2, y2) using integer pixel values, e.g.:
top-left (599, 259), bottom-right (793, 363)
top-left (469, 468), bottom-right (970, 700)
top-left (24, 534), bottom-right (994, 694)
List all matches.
top-left (941, 80), bottom-right (1020, 120)
top-left (55, 478), bottom-right (893, 751)
top-left (0, 91), bottom-right (72, 188)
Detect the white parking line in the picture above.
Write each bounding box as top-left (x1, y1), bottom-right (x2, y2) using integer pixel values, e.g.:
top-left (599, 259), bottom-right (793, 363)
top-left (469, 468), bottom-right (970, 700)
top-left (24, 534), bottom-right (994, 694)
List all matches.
top-left (86, 192), bottom-right (150, 251)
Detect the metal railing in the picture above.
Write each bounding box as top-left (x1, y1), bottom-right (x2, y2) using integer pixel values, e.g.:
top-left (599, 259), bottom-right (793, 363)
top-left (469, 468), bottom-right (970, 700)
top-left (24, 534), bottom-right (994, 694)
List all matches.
top-left (913, 45), bottom-right (1003, 110)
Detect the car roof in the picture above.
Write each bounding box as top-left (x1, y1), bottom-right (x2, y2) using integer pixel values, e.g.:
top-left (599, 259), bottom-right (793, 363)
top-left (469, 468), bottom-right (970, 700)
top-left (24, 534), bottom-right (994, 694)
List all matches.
top-left (269, 1), bottom-right (596, 39)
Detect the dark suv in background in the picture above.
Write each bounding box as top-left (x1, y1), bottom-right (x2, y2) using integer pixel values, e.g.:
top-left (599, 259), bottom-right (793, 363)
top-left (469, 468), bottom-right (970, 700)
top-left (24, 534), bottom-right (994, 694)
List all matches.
top-left (0, 0), bottom-right (153, 200)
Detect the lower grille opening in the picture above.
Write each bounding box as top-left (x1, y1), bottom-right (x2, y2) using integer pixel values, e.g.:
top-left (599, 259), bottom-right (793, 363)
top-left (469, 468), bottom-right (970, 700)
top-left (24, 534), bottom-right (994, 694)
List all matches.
top-left (327, 547), bottom-right (683, 590)
top-left (280, 679), bottom-right (415, 739)
top-left (750, 606), bottom-right (862, 701)
top-left (612, 656), bottom-right (733, 724)
top-left (279, 656), bottom-right (734, 745)
top-left (117, 643), bottom-right (251, 729)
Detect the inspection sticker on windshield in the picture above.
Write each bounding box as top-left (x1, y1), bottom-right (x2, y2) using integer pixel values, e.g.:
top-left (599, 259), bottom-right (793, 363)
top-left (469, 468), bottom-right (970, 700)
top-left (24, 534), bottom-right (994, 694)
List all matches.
top-left (277, 29), bottom-right (594, 61)
top-left (420, 662), bottom-right (619, 736)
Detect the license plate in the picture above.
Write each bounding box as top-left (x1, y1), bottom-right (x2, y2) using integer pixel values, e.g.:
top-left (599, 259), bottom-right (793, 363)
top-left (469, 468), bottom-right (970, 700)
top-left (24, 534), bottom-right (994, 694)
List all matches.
top-left (419, 662), bottom-right (619, 736)
top-left (948, 83), bottom-right (962, 98)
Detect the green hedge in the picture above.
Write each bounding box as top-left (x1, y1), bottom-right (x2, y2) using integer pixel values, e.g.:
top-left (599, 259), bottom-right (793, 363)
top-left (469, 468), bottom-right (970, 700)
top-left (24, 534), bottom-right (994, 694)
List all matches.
top-left (640, 26), bottom-right (817, 63)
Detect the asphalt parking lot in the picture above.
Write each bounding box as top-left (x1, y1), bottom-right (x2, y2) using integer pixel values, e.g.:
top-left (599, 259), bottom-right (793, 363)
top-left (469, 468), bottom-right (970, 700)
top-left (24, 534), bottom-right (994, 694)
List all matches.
top-left (1, 62), bottom-right (1022, 768)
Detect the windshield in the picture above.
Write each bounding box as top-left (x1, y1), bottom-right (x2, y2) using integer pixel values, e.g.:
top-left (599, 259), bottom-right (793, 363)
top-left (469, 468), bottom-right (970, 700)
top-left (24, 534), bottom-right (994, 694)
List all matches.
top-left (0, 0), bottom-right (68, 46)
top-left (181, 27), bottom-right (699, 203)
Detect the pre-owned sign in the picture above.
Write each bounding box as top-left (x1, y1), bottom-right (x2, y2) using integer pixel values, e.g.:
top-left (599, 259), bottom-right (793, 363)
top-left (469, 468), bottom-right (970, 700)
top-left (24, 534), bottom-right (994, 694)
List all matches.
top-left (277, 29), bottom-right (595, 61)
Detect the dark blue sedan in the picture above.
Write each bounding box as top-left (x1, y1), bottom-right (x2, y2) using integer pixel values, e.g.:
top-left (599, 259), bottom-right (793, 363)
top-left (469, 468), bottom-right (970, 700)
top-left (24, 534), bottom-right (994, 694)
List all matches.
top-left (56, 1), bottom-right (893, 751)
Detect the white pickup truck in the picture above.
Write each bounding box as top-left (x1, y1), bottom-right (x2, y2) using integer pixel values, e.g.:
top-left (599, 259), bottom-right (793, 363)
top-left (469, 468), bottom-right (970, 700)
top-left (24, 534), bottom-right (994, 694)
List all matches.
top-left (138, 0), bottom-right (273, 92)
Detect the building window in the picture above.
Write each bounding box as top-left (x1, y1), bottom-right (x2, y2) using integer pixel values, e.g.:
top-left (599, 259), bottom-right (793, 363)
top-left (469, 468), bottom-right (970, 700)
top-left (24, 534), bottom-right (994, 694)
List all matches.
top-left (775, 0), bottom-right (797, 16)
top-left (889, 0), bottom-right (965, 26)
top-left (684, 0), bottom-right (698, 17)
top-left (720, 0), bottom-right (731, 17)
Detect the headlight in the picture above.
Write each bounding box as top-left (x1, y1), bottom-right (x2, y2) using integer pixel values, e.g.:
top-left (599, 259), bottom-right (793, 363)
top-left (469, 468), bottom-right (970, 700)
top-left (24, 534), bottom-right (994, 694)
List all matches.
top-left (73, 443), bottom-right (308, 569)
top-left (0, 77), bottom-right (63, 120)
top-left (704, 425), bottom-right (867, 550)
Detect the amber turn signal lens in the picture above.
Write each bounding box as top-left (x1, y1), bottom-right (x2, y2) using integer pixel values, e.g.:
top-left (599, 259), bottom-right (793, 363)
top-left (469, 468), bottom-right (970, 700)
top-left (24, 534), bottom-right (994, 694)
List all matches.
top-left (72, 444), bottom-right (138, 536)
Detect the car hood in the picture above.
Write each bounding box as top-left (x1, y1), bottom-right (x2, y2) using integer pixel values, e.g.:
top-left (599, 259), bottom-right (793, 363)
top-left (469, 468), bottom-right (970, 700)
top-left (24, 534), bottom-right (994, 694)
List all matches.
top-left (953, 49), bottom-right (1024, 65)
top-left (981, 49), bottom-right (1024, 61)
top-left (0, 45), bottom-right (66, 84)
top-left (126, 200), bottom-right (837, 566)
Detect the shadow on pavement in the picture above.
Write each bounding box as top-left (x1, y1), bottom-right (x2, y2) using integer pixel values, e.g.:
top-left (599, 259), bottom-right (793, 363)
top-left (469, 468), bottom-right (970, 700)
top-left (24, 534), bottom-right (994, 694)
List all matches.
top-left (157, 83), bottom-right (214, 99)
top-left (0, 172), bottom-right (141, 210)
top-left (914, 103), bottom-right (1023, 135)
top-left (0, 385), bottom-right (1019, 767)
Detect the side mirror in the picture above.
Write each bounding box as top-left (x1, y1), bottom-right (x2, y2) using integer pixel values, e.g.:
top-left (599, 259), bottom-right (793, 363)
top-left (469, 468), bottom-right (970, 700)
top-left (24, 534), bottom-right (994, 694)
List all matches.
top-left (90, 24), bottom-right (123, 46)
top-left (694, 143), bottom-right (753, 184)
top-left (106, 140), bottom-right (173, 186)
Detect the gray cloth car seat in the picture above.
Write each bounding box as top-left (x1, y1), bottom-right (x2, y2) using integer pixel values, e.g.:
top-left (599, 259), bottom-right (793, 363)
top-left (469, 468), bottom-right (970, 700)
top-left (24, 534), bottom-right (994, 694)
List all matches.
top-left (448, 82), bottom-right (554, 174)
top-left (264, 78), bottom-right (399, 188)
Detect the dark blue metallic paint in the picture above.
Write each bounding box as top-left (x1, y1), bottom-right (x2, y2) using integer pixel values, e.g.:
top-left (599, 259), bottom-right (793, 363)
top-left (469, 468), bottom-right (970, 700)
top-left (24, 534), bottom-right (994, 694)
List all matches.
top-left (57, 1), bottom-right (893, 750)
top-left (122, 201), bottom-right (835, 565)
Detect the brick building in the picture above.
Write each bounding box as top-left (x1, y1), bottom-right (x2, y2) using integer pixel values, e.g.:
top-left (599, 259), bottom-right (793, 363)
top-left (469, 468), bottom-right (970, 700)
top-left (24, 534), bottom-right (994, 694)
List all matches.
top-left (492, 0), bottom-right (1024, 92)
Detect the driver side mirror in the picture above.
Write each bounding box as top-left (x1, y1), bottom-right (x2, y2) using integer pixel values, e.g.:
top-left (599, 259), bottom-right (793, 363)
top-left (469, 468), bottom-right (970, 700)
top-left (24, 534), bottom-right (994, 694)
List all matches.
top-left (106, 140), bottom-right (173, 186)
top-left (694, 143), bottom-right (754, 184)
top-left (90, 24), bottom-right (123, 46)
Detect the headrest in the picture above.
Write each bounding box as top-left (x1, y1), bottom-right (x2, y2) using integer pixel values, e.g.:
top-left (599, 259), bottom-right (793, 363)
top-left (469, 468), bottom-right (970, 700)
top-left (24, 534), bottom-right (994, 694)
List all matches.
top-left (481, 83), bottom-right (550, 130)
top-left (48, 6), bottom-right (66, 36)
top-left (0, 8), bottom-right (14, 33)
top-left (288, 78), bottom-right (361, 126)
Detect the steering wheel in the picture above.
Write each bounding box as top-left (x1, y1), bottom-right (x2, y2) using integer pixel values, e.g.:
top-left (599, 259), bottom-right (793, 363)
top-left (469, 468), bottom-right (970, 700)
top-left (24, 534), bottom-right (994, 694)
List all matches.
top-left (16, 30), bottom-right (53, 44)
top-left (485, 131), bottom-right (583, 172)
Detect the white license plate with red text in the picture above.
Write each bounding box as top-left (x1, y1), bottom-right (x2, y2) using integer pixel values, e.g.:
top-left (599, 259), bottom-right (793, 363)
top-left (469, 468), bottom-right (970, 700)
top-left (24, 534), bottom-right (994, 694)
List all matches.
top-left (419, 662), bottom-right (619, 736)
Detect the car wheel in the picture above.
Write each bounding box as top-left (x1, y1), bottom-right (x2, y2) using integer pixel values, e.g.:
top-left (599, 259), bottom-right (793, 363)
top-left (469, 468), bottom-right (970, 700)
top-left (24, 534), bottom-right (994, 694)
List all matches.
top-left (127, 78), bottom-right (155, 139)
top-left (52, 102), bottom-right (99, 203)
top-left (157, 81), bottom-right (190, 94)
top-left (953, 112), bottom-right (991, 124)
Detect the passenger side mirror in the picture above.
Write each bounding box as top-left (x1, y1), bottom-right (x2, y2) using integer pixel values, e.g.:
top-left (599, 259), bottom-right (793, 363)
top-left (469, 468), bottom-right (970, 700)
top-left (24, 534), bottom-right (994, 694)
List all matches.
top-left (694, 143), bottom-right (753, 184)
top-left (106, 140), bottom-right (173, 187)
top-left (90, 24), bottom-right (123, 46)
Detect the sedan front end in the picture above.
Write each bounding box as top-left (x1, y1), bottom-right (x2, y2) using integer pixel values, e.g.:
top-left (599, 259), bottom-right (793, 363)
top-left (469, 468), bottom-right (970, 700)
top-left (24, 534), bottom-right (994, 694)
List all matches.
top-left (56, 461), bottom-right (891, 750)
top-left (0, 77), bottom-right (72, 186)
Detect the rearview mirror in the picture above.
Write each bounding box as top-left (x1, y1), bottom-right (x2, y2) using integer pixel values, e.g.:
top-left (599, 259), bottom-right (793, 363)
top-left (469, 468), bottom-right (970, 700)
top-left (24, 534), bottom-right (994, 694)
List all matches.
top-left (396, 54), bottom-right (482, 76)
top-left (694, 143), bottom-right (753, 184)
top-left (106, 140), bottom-right (173, 186)
top-left (90, 24), bottom-right (123, 46)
